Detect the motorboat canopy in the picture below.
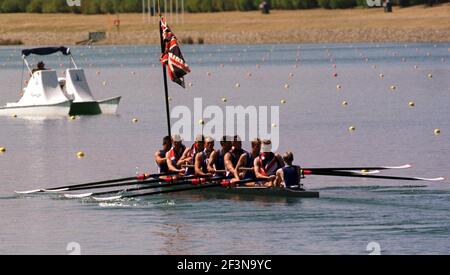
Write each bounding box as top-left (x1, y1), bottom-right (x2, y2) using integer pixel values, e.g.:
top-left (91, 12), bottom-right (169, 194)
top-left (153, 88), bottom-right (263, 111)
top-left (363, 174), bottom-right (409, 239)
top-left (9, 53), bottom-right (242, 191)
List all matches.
top-left (22, 47), bottom-right (71, 57)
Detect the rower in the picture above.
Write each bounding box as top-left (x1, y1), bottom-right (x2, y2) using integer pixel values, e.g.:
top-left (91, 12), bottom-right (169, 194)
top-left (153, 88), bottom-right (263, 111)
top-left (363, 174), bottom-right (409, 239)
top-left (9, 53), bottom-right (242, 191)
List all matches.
top-left (254, 139), bottom-right (285, 187)
top-left (180, 134), bottom-right (205, 176)
top-left (224, 135), bottom-right (247, 181)
top-left (275, 152), bottom-right (304, 190)
top-left (165, 134), bottom-right (187, 175)
top-left (208, 135), bottom-right (232, 176)
top-left (154, 136), bottom-right (171, 174)
top-left (235, 138), bottom-right (261, 180)
top-left (194, 136), bottom-right (215, 176)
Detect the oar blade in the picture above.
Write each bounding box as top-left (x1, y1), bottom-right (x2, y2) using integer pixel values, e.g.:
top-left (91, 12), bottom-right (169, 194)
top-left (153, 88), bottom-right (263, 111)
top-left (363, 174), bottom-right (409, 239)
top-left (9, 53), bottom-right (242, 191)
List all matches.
top-left (64, 193), bottom-right (93, 199)
top-left (14, 189), bottom-right (43, 195)
top-left (414, 177), bottom-right (445, 181)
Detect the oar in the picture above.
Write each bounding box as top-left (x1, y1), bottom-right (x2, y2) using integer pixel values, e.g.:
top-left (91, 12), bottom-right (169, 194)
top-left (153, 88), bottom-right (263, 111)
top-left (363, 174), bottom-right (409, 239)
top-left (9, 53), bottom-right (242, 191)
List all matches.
top-left (304, 164), bottom-right (411, 172)
top-left (14, 171), bottom-right (177, 194)
top-left (303, 170), bottom-right (445, 181)
top-left (64, 175), bottom-right (229, 199)
top-left (55, 174), bottom-right (214, 194)
top-left (93, 178), bottom-right (268, 202)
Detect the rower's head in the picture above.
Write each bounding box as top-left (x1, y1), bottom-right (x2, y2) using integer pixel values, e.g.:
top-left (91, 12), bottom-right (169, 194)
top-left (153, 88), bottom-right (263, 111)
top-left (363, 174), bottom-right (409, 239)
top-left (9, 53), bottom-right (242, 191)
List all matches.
top-left (205, 136), bottom-right (215, 151)
top-left (283, 152), bottom-right (294, 165)
top-left (261, 139), bottom-right (272, 153)
top-left (171, 134), bottom-right (183, 149)
top-left (232, 135), bottom-right (242, 150)
top-left (251, 138), bottom-right (261, 154)
top-left (195, 134), bottom-right (205, 151)
top-left (220, 135), bottom-right (232, 151)
top-left (37, 61), bottom-right (45, 69)
top-left (162, 136), bottom-right (172, 151)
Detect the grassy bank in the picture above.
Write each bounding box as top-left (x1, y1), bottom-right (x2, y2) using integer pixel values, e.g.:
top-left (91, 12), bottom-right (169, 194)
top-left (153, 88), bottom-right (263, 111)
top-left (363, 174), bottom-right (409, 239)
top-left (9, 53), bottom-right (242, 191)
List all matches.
top-left (0, 4), bottom-right (449, 45)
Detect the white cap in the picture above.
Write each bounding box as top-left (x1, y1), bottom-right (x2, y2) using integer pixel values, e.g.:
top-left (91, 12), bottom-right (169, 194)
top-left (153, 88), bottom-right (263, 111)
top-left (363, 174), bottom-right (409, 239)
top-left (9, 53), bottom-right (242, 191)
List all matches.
top-left (261, 139), bottom-right (272, 152)
top-left (172, 134), bottom-right (182, 142)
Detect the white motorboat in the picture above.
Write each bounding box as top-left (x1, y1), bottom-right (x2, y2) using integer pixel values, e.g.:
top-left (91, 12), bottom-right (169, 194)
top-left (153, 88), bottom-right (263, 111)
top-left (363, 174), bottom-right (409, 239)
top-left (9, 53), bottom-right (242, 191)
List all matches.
top-left (0, 46), bottom-right (121, 117)
top-left (0, 47), bottom-right (73, 117)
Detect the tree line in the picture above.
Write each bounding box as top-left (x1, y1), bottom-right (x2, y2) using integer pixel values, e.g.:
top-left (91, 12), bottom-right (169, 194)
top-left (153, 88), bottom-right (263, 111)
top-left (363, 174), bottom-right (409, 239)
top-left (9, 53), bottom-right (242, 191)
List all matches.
top-left (0, 0), bottom-right (437, 13)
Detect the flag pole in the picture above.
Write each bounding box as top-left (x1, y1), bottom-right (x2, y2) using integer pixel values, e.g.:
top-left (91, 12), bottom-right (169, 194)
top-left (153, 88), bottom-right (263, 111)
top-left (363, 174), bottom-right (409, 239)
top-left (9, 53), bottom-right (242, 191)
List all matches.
top-left (158, 0), bottom-right (172, 137)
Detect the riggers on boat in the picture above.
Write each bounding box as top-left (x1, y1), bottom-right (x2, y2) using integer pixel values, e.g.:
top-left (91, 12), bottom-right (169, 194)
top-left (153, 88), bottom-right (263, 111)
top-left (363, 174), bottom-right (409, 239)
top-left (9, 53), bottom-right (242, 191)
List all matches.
top-left (0, 47), bottom-right (121, 117)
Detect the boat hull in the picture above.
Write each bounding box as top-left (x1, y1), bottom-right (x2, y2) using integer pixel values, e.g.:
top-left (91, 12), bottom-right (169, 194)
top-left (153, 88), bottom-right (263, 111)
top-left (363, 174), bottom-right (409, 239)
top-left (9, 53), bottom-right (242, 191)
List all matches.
top-left (98, 96), bottom-right (121, 114)
top-left (69, 96), bottom-right (121, 115)
top-left (0, 101), bottom-right (72, 117)
top-left (69, 101), bottom-right (102, 115)
top-left (196, 186), bottom-right (320, 198)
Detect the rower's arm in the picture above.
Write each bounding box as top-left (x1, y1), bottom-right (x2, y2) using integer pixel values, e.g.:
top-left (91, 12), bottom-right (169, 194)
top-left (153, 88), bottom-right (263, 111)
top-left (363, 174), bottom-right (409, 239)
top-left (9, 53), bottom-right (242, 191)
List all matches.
top-left (224, 153), bottom-right (240, 180)
top-left (207, 151), bottom-right (217, 173)
top-left (194, 153), bottom-right (207, 176)
top-left (235, 154), bottom-right (247, 178)
top-left (177, 148), bottom-right (191, 167)
top-left (254, 158), bottom-right (269, 179)
top-left (275, 169), bottom-right (284, 187)
top-left (166, 151), bottom-right (182, 173)
top-left (154, 151), bottom-right (166, 167)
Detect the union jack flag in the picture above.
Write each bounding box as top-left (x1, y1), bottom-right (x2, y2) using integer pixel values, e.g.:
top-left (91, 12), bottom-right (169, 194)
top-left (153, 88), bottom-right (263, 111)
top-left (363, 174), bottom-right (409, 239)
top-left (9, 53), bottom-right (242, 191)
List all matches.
top-left (160, 17), bottom-right (191, 88)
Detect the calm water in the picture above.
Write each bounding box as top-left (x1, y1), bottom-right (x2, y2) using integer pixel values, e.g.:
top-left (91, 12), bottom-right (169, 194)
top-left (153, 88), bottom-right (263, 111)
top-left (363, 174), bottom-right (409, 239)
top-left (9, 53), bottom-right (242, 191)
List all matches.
top-left (0, 43), bottom-right (449, 254)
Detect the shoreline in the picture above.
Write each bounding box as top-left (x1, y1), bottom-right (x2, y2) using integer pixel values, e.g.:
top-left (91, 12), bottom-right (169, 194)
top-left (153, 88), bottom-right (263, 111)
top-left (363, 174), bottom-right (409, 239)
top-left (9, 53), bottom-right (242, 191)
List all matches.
top-left (0, 5), bottom-right (449, 45)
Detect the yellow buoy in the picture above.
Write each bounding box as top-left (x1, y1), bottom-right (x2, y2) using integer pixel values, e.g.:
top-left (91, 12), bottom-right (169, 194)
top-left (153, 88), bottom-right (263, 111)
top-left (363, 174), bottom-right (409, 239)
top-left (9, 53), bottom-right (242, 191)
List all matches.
top-left (379, 73), bottom-right (384, 79)
top-left (132, 118), bottom-right (138, 123)
top-left (390, 85), bottom-right (397, 91)
top-left (342, 101), bottom-right (348, 106)
top-left (188, 82), bottom-right (193, 87)
top-left (408, 101), bottom-right (415, 108)
top-left (12, 114), bottom-right (17, 118)
top-left (235, 83), bottom-right (240, 88)
top-left (102, 81), bottom-right (107, 86)
top-left (69, 116), bottom-right (76, 120)
top-left (289, 73), bottom-right (294, 78)
top-left (428, 73), bottom-right (433, 79)
top-left (336, 84), bottom-right (342, 90)
top-left (221, 97), bottom-right (227, 103)
top-left (284, 84), bottom-right (290, 89)
top-left (77, 151), bottom-right (85, 158)
top-left (168, 96), bottom-right (172, 101)
top-left (198, 119), bottom-right (205, 125)
top-left (271, 123), bottom-right (277, 128)
top-left (281, 99), bottom-right (287, 104)
top-left (0, 147), bottom-right (6, 153)
top-left (348, 126), bottom-right (356, 132)
top-left (434, 129), bottom-right (441, 135)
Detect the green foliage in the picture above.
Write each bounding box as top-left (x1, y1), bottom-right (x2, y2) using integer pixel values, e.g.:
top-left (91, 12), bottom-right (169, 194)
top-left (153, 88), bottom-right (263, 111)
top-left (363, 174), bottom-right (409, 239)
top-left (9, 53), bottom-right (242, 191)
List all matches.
top-left (26, 0), bottom-right (43, 13)
top-left (329, 0), bottom-right (356, 8)
top-left (356, 0), bottom-right (368, 7)
top-left (1, 0), bottom-right (30, 12)
top-left (318, 0), bottom-right (331, 8)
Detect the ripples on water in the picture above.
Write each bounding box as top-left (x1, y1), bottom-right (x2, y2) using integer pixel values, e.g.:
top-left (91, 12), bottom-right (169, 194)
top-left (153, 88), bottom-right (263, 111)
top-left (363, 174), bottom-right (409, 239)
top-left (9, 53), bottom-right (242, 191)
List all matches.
top-left (0, 43), bottom-right (449, 254)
